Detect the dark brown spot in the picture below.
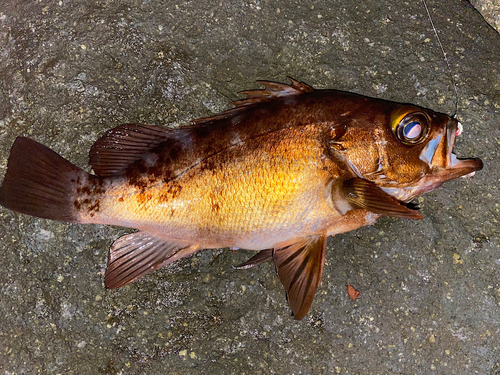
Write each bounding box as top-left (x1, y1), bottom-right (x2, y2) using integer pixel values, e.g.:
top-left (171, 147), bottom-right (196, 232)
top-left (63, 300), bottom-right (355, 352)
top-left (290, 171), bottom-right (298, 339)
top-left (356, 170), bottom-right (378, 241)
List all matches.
top-left (73, 176), bottom-right (106, 216)
top-left (158, 193), bottom-right (169, 203)
top-left (198, 158), bottom-right (218, 174)
top-left (136, 192), bottom-right (152, 206)
top-left (166, 140), bottom-right (183, 161)
top-left (125, 155), bottom-right (166, 189)
top-left (193, 125), bottom-right (211, 139)
top-left (125, 164), bottom-right (150, 189)
top-left (118, 197), bottom-right (124, 202)
top-left (162, 170), bottom-right (173, 184)
top-left (73, 197), bottom-right (101, 216)
top-left (76, 185), bottom-right (96, 195)
top-left (204, 144), bottom-right (215, 156)
top-left (167, 182), bottom-right (182, 199)
top-left (88, 201), bottom-right (100, 213)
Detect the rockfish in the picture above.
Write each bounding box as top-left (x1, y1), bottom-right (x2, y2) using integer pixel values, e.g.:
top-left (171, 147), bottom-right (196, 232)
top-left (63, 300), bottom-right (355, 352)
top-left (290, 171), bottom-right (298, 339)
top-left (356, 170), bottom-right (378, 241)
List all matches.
top-left (0, 78), bottom-right (483, 320)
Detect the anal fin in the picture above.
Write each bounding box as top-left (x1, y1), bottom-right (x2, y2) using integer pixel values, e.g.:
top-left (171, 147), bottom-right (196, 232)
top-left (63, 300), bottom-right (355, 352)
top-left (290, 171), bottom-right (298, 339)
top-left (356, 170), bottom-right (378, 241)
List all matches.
top-left (273, 235), bottom-right (327, 320)
top-left (105, 231), bottom-right (199, 289)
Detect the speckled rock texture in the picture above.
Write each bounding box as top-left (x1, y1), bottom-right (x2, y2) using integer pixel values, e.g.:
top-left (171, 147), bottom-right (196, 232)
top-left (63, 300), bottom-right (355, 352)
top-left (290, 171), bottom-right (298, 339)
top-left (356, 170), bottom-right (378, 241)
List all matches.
top-left (472, 0), bottom-right (500, 33)
top-left (0, 0), bottom-right (499, 374)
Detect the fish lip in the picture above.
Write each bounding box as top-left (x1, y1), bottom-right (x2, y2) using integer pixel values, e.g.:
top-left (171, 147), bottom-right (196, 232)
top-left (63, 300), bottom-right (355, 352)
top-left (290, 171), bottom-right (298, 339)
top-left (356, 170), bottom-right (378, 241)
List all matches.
top-left (443, 156), bottom-right (483, 180)
top-left (445, 119), bottom-right (483, 179)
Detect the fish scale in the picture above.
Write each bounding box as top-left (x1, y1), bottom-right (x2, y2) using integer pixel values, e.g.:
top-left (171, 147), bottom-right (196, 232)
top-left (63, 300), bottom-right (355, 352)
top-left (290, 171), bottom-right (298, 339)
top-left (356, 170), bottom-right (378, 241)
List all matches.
top-left (105, 125), bottom-right (333, 248)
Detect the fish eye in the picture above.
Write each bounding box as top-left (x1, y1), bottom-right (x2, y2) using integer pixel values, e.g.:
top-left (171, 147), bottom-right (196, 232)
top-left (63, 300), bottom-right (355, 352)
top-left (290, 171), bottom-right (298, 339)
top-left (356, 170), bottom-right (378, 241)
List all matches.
top-left (393, 111), bottom-right (430, 145)
top-left (403, 121), bottom-right (422, 140)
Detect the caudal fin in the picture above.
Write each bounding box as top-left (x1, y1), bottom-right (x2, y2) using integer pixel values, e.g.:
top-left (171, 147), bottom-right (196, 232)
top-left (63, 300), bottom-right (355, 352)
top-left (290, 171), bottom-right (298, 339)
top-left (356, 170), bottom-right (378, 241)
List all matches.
top-left (0, 137), bottom-right (90, 222)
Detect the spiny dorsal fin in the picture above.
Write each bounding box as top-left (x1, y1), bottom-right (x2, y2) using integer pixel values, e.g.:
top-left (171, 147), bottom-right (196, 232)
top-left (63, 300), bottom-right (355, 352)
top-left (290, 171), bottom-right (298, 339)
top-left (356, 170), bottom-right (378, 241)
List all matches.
top-left (231, 77), bottom-right (314, 107)
top-left (193, 78), bottom-right (314, 125)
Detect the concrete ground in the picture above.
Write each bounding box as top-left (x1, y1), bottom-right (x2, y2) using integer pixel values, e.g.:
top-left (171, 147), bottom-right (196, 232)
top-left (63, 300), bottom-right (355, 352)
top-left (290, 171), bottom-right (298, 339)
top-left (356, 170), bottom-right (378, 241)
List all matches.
top-left (472, 0), bottom-right (500, 33)
top-left (0, 0), bottom-right (499, 374)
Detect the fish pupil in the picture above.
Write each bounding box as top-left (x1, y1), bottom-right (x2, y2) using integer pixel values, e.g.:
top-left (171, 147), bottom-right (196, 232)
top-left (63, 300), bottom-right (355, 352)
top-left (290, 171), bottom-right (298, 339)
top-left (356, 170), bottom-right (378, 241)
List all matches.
top-left (404, 121), bottom-right (422, 140)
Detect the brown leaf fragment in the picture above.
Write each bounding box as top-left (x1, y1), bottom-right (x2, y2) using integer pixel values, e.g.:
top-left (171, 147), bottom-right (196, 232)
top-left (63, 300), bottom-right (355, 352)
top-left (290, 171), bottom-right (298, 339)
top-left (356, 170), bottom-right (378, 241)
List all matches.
top-left (346, 285), bottom-right (360, 300)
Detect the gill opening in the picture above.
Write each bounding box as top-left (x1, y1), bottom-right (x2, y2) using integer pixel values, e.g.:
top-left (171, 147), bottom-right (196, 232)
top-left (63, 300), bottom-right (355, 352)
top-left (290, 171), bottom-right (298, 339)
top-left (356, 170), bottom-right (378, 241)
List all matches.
top-left (421, 0), bottom-right (459, 118)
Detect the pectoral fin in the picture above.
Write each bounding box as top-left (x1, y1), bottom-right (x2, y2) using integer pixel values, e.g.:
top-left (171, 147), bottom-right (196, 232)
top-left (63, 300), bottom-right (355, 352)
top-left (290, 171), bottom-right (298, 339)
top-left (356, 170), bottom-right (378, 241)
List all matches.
top-left (331, 177), bottom-right (422, 219)
top-left (105, 231), bottom-right (199, 289)
top-left (273, 235), bottom-right (327, 320)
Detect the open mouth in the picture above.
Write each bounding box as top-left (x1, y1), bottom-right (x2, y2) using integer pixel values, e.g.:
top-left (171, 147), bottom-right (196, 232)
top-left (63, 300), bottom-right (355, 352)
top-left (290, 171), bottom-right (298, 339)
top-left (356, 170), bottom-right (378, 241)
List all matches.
top-left (408, 118), bottom-right (484, 200)
top-left (445, 120), bottom-right (483, 180)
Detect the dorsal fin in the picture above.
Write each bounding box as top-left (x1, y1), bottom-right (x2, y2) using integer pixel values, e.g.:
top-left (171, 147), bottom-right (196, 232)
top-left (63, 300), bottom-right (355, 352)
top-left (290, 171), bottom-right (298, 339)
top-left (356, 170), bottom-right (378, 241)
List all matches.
top-left (89, 124), bottom-right (173, 177)
top-left (90, 80), bottom-right (315, 177)
top-left (193, 77), bottom-right (314, 125)
top-left (232, 77), bottom-right (314, 107)
top-left (88, 79), bottom-right (345, 183)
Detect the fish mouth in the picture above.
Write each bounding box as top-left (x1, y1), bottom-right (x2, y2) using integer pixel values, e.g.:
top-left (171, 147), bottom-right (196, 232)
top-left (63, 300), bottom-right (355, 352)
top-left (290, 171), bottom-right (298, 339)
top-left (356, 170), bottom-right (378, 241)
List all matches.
top-left (439, 119), bottom-right (483, 181)
top-left (409, 118), bottom-right (483, 199)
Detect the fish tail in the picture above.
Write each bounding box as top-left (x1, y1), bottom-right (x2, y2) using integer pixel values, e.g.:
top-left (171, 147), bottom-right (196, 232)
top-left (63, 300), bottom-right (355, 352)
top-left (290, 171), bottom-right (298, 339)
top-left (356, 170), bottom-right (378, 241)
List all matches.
top-left (0, 137), bottom-right (93, 223)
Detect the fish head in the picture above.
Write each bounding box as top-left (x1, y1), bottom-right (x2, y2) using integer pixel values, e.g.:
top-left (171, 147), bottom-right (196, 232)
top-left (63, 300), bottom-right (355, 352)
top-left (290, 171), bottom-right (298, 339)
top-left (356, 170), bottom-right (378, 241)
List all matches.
top-left (335, 101), bottom-right (483, 202)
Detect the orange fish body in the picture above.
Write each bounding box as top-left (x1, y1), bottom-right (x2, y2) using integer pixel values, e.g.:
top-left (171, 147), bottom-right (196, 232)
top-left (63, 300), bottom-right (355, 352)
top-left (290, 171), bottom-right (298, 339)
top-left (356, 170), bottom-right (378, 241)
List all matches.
top-left (85, 125), bottom-right (337, 248)
top-left (0, 79), bottom-right (483, 320)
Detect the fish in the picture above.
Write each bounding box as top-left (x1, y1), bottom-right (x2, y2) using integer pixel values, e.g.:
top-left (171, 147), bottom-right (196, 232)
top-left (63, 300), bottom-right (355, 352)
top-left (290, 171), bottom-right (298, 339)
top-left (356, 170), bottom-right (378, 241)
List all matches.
top-left (0, 78), bottom-right (483, 320)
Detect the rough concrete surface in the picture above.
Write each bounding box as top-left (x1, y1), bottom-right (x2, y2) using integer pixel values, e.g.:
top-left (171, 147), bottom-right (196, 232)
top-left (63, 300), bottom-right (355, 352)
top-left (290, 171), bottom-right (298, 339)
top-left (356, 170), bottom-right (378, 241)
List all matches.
top-left (0, 0), bottom-right (499, 374)
top-left (471, 0), bottom-right (500, 33)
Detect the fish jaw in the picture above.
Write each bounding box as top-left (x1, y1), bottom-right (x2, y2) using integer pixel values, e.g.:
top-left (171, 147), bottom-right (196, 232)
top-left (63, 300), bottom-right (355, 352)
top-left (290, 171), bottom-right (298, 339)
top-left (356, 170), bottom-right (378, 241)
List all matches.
top-left (413, 118), bottom-right (483, 197)
top-left (413, 156), bottom-right (483, 198)
top-left (444, 119), bottom-right (483, 176)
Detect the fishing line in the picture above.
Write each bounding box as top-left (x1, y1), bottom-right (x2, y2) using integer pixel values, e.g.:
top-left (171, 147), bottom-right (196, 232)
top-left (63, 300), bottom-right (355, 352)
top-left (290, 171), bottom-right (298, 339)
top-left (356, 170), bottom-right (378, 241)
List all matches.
top-left (421, 0), bottom-right (459, 117)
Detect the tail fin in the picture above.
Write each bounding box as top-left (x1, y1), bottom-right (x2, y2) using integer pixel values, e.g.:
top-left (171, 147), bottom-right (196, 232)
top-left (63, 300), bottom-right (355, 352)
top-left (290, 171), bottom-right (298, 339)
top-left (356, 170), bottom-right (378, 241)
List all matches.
top-left (0, 137), bottom-right (91, 222)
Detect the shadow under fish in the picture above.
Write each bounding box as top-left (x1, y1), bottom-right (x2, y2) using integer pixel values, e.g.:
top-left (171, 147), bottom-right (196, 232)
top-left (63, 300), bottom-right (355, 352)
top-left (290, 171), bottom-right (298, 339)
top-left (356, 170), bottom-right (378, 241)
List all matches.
top-left (0, 78), bottom-right (483, 320)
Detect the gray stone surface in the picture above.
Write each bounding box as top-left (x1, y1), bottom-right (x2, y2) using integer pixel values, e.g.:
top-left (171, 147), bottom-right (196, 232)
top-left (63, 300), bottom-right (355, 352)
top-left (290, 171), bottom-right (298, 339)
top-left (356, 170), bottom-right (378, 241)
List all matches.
top-left (472, 0), bottom-right (500, 33)
top-left (0, 0), bottom-right (498, 374)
